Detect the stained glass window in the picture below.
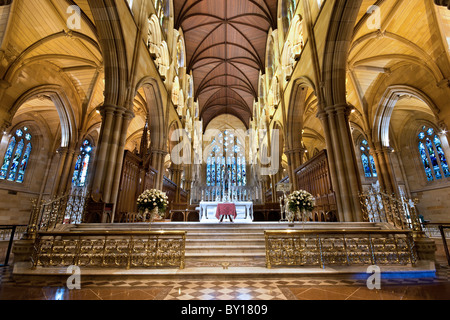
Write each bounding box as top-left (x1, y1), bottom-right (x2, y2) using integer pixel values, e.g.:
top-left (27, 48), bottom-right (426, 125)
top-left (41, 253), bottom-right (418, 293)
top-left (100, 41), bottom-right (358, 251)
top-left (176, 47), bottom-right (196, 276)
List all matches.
top-left (206, 130), bottom-right (247, 189)
top-left (418, 126), bottom-right (450, 181)
top-left (0, 127), bottom-right (32, 183)
top-left (72, 139), bottom-right (93, 187)
top-left (360, 139), bottom-right (377, 178)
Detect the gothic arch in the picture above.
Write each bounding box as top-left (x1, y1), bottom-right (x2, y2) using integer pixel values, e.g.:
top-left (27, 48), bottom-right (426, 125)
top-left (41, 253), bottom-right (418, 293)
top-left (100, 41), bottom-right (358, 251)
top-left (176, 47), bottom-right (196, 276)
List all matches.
top-left (134, 77), bottom-right (166, 152)
top-left (90, 0), bottom-right (128, 108)
top-left (372, 85), bottom-right (440, 148)
top-left (322, 0), bottom-right (363, 107)
top-left (9, 85), bottom-right (78, 148)
top-left (286, 77), bottom-right (316, 151)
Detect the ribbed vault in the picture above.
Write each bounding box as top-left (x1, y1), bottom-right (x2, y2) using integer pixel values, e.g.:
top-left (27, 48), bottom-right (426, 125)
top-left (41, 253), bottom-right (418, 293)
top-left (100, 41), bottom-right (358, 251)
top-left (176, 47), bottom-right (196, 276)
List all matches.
top-left (174, 0), bottom-right (277, 128)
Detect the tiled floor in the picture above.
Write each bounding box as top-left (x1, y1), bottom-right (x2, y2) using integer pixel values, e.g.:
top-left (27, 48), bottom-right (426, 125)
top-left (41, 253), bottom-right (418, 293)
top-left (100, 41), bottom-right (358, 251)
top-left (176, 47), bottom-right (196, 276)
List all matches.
top-left (0, 261), bottom-right (449, 300)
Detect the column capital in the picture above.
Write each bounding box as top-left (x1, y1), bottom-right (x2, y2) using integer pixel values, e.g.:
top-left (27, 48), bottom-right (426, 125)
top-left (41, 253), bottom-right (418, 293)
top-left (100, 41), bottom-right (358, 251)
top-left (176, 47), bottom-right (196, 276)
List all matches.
top-left (97, 104), bottom-right (129, 117)
top-left (0, 120), bottom-right (11, 134)
top-left (0, 80), bottom-right (11, 90)
top-left (150, 148), bottom-right (169, 156)
top-left (284, 147), bottom-right (306, 155)
top-left (56, 146), bottom-right (69, 155)
top-left (322, 103), bottom-right (353, 116)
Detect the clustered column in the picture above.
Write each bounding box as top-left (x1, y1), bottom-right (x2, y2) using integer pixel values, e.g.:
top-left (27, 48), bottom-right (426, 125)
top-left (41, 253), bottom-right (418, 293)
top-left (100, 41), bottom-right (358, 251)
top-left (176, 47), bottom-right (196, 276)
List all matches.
top-left (318, 104), bottom-right (363, 222)
top-left (89, 104), bottom-right (134, 219)
top-left (150, 148), bottom-right (168, 191)
top-left (370, 143), bottom-right (398, 195)
top-left (52, 147), bottom-right (77, 196)
top-left (285, 147), bottom-right (305, 191)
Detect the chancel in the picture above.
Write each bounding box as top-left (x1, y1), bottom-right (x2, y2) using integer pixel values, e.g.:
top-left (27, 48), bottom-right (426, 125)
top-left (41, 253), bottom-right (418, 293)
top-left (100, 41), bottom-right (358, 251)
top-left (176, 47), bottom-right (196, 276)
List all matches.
top-left (0, 0), bottom-right (449, 301)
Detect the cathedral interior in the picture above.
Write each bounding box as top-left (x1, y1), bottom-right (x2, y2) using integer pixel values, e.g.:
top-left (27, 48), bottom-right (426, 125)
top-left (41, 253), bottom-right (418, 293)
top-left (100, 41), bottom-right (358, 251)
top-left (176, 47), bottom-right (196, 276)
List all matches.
top-left (0, 0), bottom-right (449, 302)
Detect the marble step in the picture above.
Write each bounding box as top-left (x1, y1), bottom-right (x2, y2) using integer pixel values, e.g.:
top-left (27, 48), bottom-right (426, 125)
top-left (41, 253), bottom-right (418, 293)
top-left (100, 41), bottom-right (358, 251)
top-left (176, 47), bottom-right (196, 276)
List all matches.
top-left (72, 222), bottom-right (384, 231)
top-left (185, 232), bottom-right (264, 240)
top-left (185, 245), bottom-right (265, 253)
top-left (185, 252), bottom-right (266, 262)
top-left (186, 239), bottom-right (265, 246)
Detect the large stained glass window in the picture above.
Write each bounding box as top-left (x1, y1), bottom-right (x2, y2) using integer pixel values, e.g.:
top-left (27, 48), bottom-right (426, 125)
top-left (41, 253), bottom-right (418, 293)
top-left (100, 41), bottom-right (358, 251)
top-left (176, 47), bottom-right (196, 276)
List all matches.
top-left (72, 139), bottom-right (93, 187)
top-left (206, 130), bottom-right (247, 190)
top-left (360, 139), bottom-right (377, 178)
top-left (0, 127), bottom-right (32, 183)
top-left (418, 126), bottom-right (450, 181)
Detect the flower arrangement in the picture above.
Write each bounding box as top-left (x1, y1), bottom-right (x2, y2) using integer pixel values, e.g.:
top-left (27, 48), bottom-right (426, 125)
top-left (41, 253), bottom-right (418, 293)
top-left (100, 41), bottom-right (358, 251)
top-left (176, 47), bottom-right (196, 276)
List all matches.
top-left (137, 189), bottom-right (169, 218)
top-left (287, 190), bottom-right (315, 214)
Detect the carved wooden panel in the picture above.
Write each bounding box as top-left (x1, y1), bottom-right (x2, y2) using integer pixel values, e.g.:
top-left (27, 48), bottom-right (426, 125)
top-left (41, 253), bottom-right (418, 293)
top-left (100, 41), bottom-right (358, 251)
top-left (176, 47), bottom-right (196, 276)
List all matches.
top-left (295, 150), bottom-right (338, 222)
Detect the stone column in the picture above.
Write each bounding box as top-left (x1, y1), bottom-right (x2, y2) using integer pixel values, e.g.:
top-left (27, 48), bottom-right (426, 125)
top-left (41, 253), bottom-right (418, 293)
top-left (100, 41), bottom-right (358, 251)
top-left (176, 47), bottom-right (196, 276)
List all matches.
top-left (57, 148), bottom-right (76, 196)
top-left (52, 147), bottom-right (68, 195)
top-left (371, 143), bottom-right (398, 195)
top-left (170, 166), bottom-right (183, 203)
top-left (90, 104), bottom-right (117, 200)
top-left (88, 104), bottom-right (134, 223)
top-left (150, 148), bottom-right (168, 191)
top-left (285, 147), bottom-right (305, 190)
top-left (318, 104), bottom-right (363, 222)
top-left (0, 119), bottom-right (11, 141)
top-left (110, 110), bottom-right (134, 222)
top-left (64, 148), bottom-right (82, 193)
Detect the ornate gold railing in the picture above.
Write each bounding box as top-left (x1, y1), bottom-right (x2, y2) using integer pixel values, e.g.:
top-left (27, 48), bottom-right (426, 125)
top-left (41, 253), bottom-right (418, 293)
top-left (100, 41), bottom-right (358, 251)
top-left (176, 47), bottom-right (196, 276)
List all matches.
top-left (359, 191), bottom-right (423, 233)
top-left (31, 231), bottom-right (186, 269)
top-left (265, 230), bottom-right (416, 269)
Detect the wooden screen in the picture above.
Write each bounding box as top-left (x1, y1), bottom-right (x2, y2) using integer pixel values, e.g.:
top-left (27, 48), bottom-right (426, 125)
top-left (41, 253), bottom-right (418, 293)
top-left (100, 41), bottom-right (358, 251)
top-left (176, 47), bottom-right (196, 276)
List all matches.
top-left (115, 151), bottom-right (157, 221)
top-left (295, 150), bottom-right (338, 222)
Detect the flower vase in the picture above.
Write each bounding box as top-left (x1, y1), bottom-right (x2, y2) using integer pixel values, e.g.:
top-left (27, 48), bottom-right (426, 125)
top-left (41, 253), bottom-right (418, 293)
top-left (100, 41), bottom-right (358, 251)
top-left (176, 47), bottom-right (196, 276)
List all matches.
top-left (148, 207), bottom-right (159, 229)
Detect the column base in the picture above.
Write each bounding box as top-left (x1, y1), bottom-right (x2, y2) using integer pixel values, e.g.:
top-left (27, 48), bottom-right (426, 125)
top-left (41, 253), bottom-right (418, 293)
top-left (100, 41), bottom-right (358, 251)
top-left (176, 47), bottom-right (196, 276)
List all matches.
top-left (12, 239), bottom-right (35, 264)
top-left (414, 236), bottom-right (437, 261)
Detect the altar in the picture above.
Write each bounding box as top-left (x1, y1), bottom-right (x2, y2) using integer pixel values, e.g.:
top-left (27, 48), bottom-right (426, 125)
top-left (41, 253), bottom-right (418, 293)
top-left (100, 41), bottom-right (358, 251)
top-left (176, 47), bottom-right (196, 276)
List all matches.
top-left (199, 201), bottom-right (253, 222)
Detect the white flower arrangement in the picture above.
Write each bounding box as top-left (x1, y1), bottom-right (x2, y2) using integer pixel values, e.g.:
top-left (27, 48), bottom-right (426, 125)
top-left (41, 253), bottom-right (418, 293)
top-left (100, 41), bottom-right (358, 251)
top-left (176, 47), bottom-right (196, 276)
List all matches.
top-left (137, 189), bottom-right (169, 217)
top-left (287, 190), bottom-right (315, 213)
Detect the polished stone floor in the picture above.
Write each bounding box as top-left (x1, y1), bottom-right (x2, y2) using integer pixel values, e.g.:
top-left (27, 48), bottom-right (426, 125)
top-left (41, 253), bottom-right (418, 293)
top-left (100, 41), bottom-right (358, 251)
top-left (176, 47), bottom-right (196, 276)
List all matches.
top-left (0, 261), bottom-right (449, 300)
top-left (1, 238), bottom-right (450, 301)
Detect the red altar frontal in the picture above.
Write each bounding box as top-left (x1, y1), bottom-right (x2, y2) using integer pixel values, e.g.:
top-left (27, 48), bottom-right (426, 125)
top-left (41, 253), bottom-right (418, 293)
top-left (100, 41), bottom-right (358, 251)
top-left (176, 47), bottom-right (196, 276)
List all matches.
top-left (215, 203), bottom-right (238, 222)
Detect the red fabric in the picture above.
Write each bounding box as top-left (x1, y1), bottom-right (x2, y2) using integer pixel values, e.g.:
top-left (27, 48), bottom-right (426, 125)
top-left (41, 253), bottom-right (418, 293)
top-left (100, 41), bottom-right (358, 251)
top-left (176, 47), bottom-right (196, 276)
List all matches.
top-left (215, 203), bottom-right (237, 220)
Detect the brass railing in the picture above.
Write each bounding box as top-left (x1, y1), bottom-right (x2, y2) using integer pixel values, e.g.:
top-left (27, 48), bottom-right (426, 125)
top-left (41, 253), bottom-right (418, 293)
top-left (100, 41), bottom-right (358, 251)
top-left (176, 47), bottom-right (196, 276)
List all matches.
top-left (0, 225), bottom-right (27, 241)
top-left (423, 222), bottom-right (450, 238)
top-left (265, 230), bottom-right (416, 269)
top-left (38, 189), bottom-right (88, 231)
top-left (359, 191), bottom-right (422, 232)
top-left (31, 230), bottom-right (186, 269)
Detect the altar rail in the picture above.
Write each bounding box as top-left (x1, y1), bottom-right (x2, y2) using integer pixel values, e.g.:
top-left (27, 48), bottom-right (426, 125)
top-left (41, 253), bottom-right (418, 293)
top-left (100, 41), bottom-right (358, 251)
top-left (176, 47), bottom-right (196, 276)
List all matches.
top-left (265, 230), bottom-right (416, 269)
top-left (31, 231), bottom-right (186, 269)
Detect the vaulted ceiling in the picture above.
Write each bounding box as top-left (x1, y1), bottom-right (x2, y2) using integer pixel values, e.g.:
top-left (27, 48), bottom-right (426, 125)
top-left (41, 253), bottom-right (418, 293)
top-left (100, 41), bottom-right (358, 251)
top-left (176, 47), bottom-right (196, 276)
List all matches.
top-left (174, 0), bottom-right (278, 128)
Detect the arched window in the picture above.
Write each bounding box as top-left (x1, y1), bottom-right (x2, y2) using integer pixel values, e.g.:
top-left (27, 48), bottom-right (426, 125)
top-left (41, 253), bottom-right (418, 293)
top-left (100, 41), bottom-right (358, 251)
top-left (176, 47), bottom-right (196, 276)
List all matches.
top-left (0, 127), bottom-right (32, 183)
top-left (72, 139), bottom-right (93, 187)
top-left (418, 126), bottom-right (450, 181)
top-left (360, 139), bottom-right (377, 178)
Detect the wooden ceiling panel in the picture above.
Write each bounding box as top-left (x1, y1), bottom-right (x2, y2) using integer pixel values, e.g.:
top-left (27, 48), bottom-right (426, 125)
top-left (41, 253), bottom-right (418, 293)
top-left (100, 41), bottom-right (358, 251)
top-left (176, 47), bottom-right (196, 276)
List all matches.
top-left (174, 0), bottom-right (277, 128)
